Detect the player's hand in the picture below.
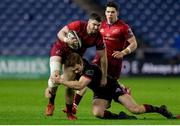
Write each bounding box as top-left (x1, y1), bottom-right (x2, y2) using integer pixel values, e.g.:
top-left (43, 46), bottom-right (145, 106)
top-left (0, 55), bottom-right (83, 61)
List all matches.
top-left (100, 77), bottom-right (107, 87)
top-left (52, 70), bottom-right (60, 78)
top-left (65, 37), bottom-right (78, 45)
top-left (112, 51), bottom-right (124, 59)
top-left (45, 87), bottom-right (52, 98)
top-left (50, 75), bottom-right (63, 85)
top-left (120, 83), bottom-right (131, 95)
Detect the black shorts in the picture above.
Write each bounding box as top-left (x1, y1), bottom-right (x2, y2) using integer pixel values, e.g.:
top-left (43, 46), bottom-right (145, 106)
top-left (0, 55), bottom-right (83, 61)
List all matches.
top-left (93, 77), bottom-right (125, 103)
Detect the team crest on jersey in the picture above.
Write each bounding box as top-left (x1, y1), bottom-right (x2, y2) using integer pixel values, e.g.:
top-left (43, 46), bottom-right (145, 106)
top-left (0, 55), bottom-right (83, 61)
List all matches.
top-left (85, 70), bottom-right (94, 76)
top-left (100, 29), bottom-right (104, 33)
top-left (112, 28), bottom-right (119, 33)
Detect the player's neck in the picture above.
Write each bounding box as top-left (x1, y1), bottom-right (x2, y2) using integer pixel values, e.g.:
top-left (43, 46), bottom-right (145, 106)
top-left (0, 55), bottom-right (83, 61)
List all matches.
top-left (107, 17), bottom-right (118, 25)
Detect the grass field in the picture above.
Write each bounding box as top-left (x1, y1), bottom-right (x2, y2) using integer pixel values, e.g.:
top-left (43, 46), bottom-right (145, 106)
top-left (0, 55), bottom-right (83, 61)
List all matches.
top-left (0, 77), bottom-right (180, 125)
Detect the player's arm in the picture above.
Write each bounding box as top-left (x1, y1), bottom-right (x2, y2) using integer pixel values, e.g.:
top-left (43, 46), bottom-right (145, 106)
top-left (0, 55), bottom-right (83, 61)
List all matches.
top-left (57, 26), bottom-right (78, 44)
top-left (51, 75), bottom-right (91, 90)
top-left (97, 49), bottom-right (108, 86)
top-left (121, 36), bottom-right (137, 56)
top-left (50, 56), bottom-right (62, 77)
top-left (57, 26), bottom-right (70, 42)
top-left (112, 29), bottom-right (137, 58)
top-left (121, 29), bottom-right (137, 56)
top-left (57, 21), bottom-right (79, 44)
top-left (45, 56), bottom-right (62, 98)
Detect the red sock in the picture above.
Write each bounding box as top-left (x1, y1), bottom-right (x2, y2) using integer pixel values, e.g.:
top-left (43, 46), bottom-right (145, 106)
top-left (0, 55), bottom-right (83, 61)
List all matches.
top-left (143, 104), bottom-right (159, 113)
top-left (103, 110), bottom-right (119, 119)
top-left (49, 94), bottom-right (56, 105)
top-left (74, 94), bottom-right (82, 105)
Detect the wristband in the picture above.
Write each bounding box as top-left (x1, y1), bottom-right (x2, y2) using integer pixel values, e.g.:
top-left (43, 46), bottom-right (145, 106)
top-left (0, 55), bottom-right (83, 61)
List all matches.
top-left (126, 47), bottom-right (131, 53)
top-left (122, 47), bottom-right (131, 56)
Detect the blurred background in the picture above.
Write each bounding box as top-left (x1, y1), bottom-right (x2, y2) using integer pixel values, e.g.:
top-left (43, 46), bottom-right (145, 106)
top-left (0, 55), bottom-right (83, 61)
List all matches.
top-left (0, 0), bottom-right (180, 79)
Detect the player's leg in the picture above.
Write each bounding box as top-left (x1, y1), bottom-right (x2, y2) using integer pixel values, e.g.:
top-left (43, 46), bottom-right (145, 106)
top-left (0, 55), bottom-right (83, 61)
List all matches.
top-left (63, 87), bottom-right (88, 114)
top-left (92, 98), bottom-right (113, 118)
top-left (73, 87), bottom-right (88, 114)
top-left (118, 94), bottom-right (145, 114)
top-left (92, 98), bottom-right (136, 119)
top-left (63, 67), bottom-right (77, 120)
top-left (45, 56), bottom-right (61, 116)
top-left (118, 94), bottom-right (175, 119)
top-left (45, 85), bottom-right (57, 116)
top-left (64, 87), bottom-right (77, 120)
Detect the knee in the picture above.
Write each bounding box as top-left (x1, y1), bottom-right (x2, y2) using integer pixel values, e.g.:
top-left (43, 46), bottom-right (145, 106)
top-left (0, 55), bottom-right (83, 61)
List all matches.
top-left (92, 106), bottom-right (104, 118)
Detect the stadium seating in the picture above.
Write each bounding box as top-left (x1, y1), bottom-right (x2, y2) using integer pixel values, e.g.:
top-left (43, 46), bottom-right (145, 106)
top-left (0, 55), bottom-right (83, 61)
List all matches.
top-left (0, 0), bottom-right (179, 57)
top-left (0, 0), bottom-right (88, 56)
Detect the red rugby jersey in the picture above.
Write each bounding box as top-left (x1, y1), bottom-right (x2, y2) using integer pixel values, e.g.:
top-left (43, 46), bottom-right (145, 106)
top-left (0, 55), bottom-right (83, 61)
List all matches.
top-left (93, 19), bottom-right (133, 79)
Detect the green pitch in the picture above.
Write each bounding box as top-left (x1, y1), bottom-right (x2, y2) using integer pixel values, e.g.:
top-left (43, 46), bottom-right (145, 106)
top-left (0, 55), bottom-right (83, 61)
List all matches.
top-left (0, 77), bottom-right (180, 125)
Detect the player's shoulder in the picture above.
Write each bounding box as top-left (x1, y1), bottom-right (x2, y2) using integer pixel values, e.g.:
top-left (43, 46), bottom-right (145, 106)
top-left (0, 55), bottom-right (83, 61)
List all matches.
top-left (117, 19), bottom-right (130, 29)
top-left (69, 20), bottom-right (86, 26)
top-left (83, 59), bottom-right (99, 69)
top-left (71, 20), bottom-right (87, 26)
top-left (100, 20), bottom-right (108, 27)
top-left (117, 19), bottom-right (128, 26)
top-left (101, 20), bottom-right (107, 24)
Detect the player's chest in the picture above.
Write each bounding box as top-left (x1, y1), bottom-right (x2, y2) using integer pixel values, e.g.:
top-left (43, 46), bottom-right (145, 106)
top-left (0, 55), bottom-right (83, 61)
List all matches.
top-left (79, 33), bottom-right (97, 46)
top-left (100, 26), bottom-right (123, 38)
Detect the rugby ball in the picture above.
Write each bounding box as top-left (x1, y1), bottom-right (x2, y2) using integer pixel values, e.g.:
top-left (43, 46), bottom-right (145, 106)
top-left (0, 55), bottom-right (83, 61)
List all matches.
top-left (67, 30), bottom-right (82, 50)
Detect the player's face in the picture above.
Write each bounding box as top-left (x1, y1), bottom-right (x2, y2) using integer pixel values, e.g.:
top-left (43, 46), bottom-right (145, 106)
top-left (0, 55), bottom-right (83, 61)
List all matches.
top-left (71, 63), bottom-right (83, 74)
top-left (105, 7), bottom-right (118, 24)
top-left (87, 19), bottom-right (101, 34)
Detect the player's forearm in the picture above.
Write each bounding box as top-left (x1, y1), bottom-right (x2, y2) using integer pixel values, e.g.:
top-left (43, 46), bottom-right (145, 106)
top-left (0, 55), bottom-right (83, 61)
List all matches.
top-left (57, 26), bottom-right (69, 42)
top-left (61, 80), bottom-right (84, 90)
top-left (100, 51), bottom-right (108, 78)
top-left (122, 36), bottom-right (137, 56)
top-left (128, 36), bottom-right (137, 52)
top-left (57, 31), bottom-right (66, 42)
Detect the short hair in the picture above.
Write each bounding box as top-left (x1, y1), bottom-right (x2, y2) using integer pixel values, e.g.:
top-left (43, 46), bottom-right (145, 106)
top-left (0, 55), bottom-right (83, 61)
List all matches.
top-left (89, 13), bottom-right (101, 22)
top-left (106, 1), bottom-right (119, 11)
top-left (64, 53), bottom-right (82, 67)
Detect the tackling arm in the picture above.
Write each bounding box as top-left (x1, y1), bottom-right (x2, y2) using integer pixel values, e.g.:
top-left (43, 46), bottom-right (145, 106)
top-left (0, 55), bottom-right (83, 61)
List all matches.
top-left (51, 75), bottom-right (91, 90)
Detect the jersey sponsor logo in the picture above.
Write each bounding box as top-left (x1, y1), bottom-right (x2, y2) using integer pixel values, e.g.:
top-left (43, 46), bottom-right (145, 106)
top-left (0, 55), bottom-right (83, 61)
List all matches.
top-left (85, 70), bottom-right (94, 76)
top-left (115, 87), bottom-right (122, 93)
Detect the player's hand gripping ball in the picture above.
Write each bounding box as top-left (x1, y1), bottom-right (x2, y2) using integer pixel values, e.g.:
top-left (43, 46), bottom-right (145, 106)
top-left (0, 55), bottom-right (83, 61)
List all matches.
top-left (67, 30), bottom-right (82, 50)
